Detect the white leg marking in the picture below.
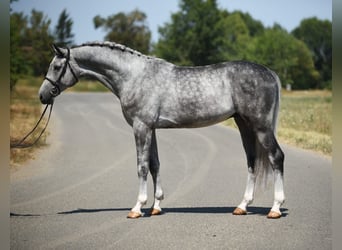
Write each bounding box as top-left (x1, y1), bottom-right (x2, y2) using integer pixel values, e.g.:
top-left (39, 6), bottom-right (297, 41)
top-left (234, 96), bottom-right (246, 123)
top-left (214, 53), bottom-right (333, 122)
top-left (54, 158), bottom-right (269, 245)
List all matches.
top-left (237, 168), bottom-right (256, 212)
top-left (270, 169), bottom-right (285, 214)
top-left (131, 176), bottom-right (148, 214)
top-left (153, 176), bottom-right (164, 211)
top-left (153, 199), bottom-right (162, 212)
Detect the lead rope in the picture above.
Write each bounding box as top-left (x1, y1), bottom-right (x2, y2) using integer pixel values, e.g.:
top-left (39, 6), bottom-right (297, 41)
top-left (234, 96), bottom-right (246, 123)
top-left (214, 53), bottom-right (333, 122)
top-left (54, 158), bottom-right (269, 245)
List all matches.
top-left (10, 103), bottom-right (53, 149)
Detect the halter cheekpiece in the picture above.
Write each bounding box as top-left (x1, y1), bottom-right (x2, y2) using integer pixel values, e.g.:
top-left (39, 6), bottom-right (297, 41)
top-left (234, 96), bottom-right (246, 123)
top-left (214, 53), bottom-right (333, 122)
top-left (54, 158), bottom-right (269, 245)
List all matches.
top-left (44, 47), bottom-right (78, 97)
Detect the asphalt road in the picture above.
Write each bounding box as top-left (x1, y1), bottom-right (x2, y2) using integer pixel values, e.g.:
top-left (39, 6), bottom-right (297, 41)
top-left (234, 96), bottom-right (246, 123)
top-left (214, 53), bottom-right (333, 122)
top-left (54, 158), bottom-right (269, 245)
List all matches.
top-left (11, 93), bottom-right (332, 249)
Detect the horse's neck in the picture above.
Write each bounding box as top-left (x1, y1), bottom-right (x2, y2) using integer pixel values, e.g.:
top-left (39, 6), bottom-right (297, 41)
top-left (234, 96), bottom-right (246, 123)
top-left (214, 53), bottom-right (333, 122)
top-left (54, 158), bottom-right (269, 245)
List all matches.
top-left (72, 46), bottom-right (145, 97)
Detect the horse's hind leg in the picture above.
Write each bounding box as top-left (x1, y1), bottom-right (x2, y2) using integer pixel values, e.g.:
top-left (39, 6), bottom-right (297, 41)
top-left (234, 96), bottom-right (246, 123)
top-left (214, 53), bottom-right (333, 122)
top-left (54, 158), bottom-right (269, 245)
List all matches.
top-left (256, 129), bottom-right (285, 219)
top-left (233, 115), bottom-right (257, 215)
top-left (149, 130), bottom-right (164, 216)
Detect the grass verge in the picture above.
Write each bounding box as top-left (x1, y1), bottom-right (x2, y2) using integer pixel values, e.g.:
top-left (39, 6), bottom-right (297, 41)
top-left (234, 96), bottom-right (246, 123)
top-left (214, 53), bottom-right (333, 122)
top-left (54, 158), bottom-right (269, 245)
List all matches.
top-left (10, 78), bottom-right (108, 168)
top-left (10, 77), bottom-right (49, 168)
top-left (278, 90), bottom-right (331, 156)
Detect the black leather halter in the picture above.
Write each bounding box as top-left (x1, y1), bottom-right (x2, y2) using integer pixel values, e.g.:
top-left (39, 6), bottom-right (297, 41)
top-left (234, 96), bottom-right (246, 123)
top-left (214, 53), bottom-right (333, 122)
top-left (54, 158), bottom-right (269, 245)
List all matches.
top-left (44, 48), bottom-right (79, 97)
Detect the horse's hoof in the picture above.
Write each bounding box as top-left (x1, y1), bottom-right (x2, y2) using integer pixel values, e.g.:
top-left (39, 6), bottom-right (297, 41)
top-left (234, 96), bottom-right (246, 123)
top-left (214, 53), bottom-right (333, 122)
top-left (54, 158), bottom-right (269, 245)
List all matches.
top-left (127, 211), bottom-right (142, 219)
top-left (150, 208), bottom-right (162, 216)
top-left (233, 207), bottom-right (247, 215)
top-left (267, 211), bottom-right (282, 219)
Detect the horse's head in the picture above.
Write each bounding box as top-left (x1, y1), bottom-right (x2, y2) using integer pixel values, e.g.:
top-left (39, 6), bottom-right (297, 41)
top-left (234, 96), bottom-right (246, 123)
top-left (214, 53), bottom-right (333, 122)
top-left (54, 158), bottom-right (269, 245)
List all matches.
top-left (39, 44), bottom-right (79, 104)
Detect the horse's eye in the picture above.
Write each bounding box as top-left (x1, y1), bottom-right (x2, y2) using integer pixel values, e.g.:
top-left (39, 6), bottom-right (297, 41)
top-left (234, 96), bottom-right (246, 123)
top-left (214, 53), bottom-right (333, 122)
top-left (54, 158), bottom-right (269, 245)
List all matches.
top-left (54, 65), bottom-right (62, 71)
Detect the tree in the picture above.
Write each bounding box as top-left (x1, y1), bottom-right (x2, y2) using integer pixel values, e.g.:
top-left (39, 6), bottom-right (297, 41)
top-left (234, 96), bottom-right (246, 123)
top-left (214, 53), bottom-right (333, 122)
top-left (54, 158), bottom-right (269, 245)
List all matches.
top-left (10, 2), bottom-right (54, 83)
top-left (292, 17), bottom-right (332, 88)
top-left (217, 11), bottom-right (251, 61)
top-left (94, 9), bottom-right (151, 54)
top-left (21, 9), bottom-right (54, 76)
top-left (10, 12), bottom-right (29, 91)
top-left (237, 11), bottom-right (264, 37)
top-left (54, 9), bottom-right (74, 46)
top-left (155, 0), bottom-right (223, 66)
top-left (153, 0), bottom-right (324, 89)
top-left (246, 25), bottom-right (319, 89)
top-left (154, 1), bottom-right (265, 66)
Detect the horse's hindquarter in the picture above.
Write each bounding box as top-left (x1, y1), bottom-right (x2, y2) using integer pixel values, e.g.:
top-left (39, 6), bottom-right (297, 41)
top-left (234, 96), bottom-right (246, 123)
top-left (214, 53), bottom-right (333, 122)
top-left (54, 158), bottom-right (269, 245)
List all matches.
top-left (227, 61), bottom-right (280, 125)
top-left (156, 64), bottom-right (236, 128)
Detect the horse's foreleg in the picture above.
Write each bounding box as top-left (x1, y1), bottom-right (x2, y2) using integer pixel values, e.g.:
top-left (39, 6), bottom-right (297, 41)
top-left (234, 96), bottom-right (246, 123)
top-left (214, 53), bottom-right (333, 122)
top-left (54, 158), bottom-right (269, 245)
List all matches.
top-left (127, 120), bottom-right (152, 219)
top-left (149, 130), bottom-right (164, 216)
top-left (233, 168), bottom-right (256, 215)
top-left (233, 115), bottom-right (256, 215)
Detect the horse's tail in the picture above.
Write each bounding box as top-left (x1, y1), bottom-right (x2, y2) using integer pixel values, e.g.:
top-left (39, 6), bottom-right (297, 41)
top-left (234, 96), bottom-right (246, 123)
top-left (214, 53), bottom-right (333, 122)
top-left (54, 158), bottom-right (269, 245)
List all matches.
top-left (270, 70), bottom-right (281, 134)
top-left (254, 139), bottom-right (273, 191)
top-left (254, 70), bottom-right (281, 191)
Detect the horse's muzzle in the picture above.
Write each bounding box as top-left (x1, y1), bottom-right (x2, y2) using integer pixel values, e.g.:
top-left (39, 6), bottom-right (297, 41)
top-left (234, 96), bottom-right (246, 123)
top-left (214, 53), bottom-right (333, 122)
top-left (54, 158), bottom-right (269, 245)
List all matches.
top-left (39, 93), bottom-right (54, 105)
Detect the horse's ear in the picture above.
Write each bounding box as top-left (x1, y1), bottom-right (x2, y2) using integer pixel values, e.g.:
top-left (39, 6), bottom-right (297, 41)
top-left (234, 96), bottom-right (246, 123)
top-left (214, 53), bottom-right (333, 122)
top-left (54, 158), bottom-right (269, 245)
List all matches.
top-left (51, 44), bottom-right (66, 57)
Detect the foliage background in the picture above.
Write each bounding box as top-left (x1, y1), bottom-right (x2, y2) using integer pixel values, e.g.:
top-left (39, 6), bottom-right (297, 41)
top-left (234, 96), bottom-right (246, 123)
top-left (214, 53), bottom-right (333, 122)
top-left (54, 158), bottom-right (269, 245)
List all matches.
top-left (10, 0), bottom-right (331, 91)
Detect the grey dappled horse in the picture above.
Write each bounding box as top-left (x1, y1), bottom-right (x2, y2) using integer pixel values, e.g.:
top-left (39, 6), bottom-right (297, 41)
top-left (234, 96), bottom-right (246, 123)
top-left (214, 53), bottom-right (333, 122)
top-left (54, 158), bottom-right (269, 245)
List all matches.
top-left (39, 42), bottom-right (285, 219)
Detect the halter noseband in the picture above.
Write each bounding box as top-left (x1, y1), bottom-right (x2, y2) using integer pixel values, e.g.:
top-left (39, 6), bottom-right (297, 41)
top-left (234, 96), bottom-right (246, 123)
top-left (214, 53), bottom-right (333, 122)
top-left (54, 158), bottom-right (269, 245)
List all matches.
top-left (45, 48), bottom-right (79, 97)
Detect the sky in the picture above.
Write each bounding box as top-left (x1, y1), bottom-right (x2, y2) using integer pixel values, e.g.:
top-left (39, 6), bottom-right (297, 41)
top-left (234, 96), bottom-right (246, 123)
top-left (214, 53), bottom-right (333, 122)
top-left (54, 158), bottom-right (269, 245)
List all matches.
top-left (11, 0), bottom-right (332, 45)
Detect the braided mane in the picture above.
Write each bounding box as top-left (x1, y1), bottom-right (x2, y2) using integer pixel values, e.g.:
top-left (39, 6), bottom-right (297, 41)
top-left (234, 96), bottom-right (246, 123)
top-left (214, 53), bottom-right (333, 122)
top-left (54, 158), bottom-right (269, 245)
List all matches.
top-left (73, 41), bottom-right (154, 60)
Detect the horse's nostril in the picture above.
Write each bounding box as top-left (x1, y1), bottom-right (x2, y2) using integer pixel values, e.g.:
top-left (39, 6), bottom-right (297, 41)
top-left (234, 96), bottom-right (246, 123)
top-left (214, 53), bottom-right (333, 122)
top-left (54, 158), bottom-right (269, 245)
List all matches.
top-left (39, 94), bottom-right (48, 104)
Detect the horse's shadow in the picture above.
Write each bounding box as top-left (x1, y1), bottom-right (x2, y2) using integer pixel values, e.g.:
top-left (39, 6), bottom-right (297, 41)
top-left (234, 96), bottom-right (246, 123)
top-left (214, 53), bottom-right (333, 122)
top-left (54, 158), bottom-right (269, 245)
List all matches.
top-left (10, 206), bottom-right (288, 217)
top-left (162, 206), bottom-right (288, 217)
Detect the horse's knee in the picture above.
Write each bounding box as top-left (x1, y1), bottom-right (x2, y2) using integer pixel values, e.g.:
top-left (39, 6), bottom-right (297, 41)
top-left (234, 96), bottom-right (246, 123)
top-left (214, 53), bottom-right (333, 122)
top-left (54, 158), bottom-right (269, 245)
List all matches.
top-left (138, 164), bottom-right (149, 179)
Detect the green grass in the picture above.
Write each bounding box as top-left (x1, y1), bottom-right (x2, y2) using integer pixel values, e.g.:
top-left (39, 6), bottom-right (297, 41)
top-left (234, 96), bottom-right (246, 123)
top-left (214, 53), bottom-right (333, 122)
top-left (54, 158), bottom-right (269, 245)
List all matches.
top-left (278, 90), bottom-right (331, 155)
